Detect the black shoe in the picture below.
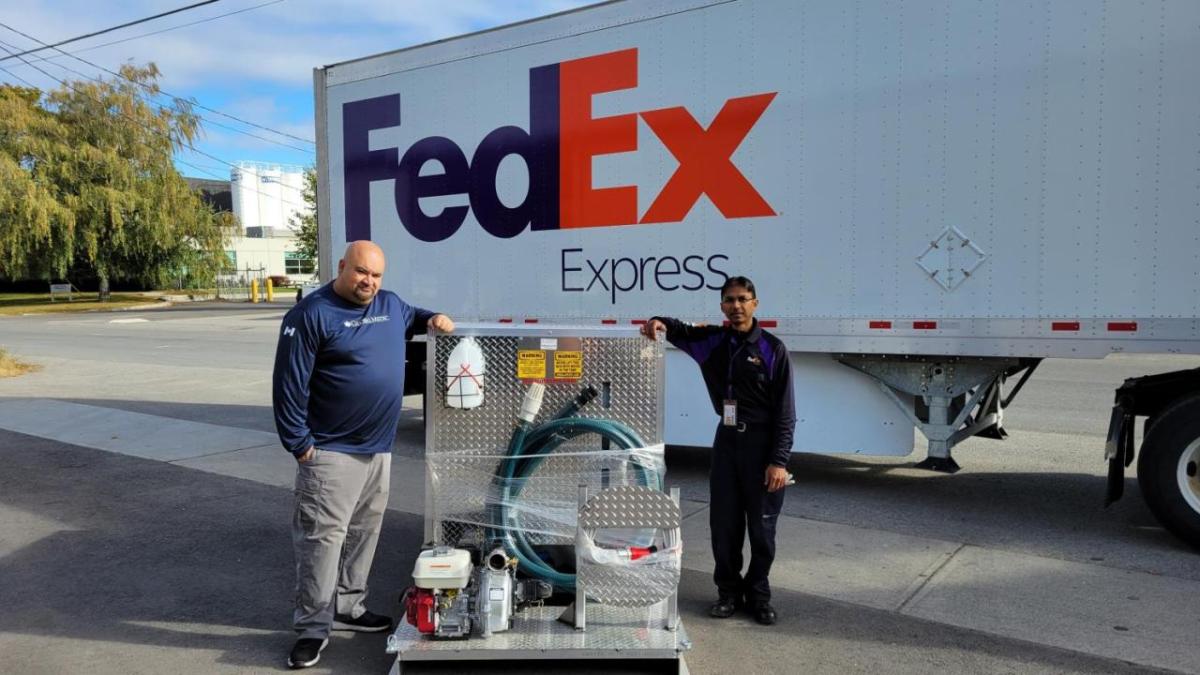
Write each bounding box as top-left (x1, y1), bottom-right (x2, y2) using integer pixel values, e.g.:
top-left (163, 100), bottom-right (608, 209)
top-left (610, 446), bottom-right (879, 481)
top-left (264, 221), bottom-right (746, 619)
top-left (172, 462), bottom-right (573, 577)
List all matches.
top-left (709, 595), bottom-right (740, 618)
top-left (753, 602), bottom-right (777, 625)
top-left (333, 610), bottom-right (392, 632)
top-left (287, 637), bottom-right (328, 669)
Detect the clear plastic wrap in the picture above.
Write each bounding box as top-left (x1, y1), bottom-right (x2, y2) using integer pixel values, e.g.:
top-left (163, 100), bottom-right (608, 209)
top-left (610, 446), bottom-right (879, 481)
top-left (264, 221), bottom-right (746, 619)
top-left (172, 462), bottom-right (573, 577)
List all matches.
top-left (428, 445), bottom-right (681, 605)
top-left (425, 328), bottom-right (676, 600)
top-left (428, 445), bottom-right (667, 541)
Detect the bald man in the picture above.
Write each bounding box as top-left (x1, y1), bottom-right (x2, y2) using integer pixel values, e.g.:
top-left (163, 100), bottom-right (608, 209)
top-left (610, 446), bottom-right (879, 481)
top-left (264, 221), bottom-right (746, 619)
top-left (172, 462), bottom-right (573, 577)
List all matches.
top-left (272, 241), bottom-right (454, 669)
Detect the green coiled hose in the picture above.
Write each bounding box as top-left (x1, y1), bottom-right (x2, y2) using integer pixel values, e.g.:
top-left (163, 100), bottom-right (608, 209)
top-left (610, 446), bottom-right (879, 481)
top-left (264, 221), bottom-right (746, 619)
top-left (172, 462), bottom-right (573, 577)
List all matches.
top-left (489, 385), bottom-right (661, 589)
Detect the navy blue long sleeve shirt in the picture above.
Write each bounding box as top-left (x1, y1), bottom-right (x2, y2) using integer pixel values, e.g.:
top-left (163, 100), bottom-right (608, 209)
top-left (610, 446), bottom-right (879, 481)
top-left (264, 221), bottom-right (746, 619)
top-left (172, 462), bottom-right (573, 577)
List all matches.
top-left (652, 316), bottom-right (796, 466)
top-left (272, 284), bottom-right (434, 457)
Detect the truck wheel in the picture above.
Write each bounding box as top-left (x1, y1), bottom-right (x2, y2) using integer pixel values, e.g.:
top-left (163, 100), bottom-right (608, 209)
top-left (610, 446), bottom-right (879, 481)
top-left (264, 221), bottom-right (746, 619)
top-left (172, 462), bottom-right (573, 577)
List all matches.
top-left (1136, 394), bottom-right (1200, 548)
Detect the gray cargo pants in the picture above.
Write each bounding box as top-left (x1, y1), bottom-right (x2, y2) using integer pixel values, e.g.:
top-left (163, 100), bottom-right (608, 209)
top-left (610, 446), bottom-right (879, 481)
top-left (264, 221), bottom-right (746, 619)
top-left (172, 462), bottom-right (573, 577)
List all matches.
top-left (292, 448), bottom-right (391, 639)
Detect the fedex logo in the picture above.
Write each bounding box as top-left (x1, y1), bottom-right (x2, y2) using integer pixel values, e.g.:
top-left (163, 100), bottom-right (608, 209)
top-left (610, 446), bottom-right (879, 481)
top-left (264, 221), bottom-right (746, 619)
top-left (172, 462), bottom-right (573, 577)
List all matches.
top-left (342, 48), bottom-right (777, 243)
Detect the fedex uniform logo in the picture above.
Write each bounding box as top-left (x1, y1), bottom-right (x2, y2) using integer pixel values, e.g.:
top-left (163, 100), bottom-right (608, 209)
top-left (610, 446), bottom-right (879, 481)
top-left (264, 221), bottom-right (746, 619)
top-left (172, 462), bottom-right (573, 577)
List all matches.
top-left (341, 48), bottom-right (777, 243)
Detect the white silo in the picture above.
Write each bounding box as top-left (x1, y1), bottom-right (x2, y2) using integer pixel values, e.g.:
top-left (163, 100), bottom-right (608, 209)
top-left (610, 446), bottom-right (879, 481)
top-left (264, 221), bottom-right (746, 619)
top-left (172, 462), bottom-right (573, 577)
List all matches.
top-left (258, 166), bottom-right (285, 231)
top-left (231, 164), bottom-right (261, 231)
top-left (281, 169), bottom-right (306, 230)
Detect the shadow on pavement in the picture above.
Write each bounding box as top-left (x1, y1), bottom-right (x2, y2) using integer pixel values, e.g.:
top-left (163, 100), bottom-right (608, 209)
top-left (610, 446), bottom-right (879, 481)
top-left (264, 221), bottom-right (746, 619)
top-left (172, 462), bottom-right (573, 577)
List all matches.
top-left (664, 444), bottom-right (1195, 574)
top-left (0, 429), bottom-right (1173, 674)
top-left (0, 430), bottom-right (417, 672)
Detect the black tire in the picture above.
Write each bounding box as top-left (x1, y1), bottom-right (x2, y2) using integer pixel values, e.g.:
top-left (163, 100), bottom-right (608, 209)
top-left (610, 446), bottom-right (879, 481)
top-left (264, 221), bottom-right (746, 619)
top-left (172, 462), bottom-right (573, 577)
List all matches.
top-left (1136, 394), bottom-right (1200, 549)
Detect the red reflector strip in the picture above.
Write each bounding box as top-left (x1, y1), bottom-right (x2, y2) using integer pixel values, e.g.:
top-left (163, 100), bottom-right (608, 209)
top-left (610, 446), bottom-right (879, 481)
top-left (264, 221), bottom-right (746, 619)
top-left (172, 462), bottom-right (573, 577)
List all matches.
top-left (1052, 321), bottom-right (1080, 331)
top-left (498, 318), bottom-right (513, 323)
top-left (601, 319), bottom-right (617, 325)
top-left (759, 320), bottom-right (778, 328)
top-left (523, 318), bottom-right (539, 324)
top-left (1108, 321), bottom-right (1138, 332)
top-left (912, 321), bottom-right (937, 330)
top-left (869, 320), bottom-right (892, 329)
top-left (630, 319), bottom-right (647, 325)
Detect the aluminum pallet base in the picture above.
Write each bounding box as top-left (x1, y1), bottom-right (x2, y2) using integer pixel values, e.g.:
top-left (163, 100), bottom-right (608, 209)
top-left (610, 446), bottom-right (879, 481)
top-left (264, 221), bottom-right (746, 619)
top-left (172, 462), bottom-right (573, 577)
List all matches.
top-left (386, 605), bottom-right (691, 674)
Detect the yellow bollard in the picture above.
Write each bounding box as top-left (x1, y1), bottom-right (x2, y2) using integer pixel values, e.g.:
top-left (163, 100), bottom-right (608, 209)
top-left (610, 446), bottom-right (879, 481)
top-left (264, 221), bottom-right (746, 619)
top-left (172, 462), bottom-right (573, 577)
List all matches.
top-left (266, 277), bottom-right (274, 302)
top-left (250, 278), bottom-right (259, 303)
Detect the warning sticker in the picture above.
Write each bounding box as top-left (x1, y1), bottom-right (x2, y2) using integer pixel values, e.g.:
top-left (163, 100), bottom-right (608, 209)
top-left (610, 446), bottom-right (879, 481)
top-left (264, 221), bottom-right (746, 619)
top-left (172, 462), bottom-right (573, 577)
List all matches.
top-left (553, 351), bottom-right (583, 380)
top-left (517, 350), bottom-right (546, 380)
top-left (517, 336), bottom-right (583, 382)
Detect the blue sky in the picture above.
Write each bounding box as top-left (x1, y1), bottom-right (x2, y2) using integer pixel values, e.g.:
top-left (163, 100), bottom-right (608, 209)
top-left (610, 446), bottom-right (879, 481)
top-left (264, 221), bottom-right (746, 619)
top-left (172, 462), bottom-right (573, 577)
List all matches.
top-left (0, 0), bottom-right (589, 182)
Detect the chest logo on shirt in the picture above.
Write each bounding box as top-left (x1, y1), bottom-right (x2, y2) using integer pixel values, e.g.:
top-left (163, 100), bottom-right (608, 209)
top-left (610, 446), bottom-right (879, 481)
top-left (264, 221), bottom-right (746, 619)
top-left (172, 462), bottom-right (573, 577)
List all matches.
top-left (746, 354), bottom-right (762, 366)
top-left (343, 315), bottom-right (390, 328)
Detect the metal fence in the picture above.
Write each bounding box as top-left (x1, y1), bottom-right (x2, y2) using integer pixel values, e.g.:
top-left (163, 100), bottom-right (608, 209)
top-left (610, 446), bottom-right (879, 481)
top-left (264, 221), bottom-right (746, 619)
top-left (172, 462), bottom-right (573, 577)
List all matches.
top-left (215, 265), bottom-right (267, 302)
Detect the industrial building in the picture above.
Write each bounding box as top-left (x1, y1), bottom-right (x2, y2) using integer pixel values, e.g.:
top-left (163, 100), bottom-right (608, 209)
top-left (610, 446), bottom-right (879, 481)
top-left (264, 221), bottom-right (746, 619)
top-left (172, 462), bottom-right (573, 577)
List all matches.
top-left (185, 163), bottom-right (315, 283)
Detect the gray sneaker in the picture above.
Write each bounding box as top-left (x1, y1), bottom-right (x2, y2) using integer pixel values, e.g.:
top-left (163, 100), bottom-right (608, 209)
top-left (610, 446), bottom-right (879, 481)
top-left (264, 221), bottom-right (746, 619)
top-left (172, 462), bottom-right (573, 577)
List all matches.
top-left (287, 637), bottom-right (328, 669)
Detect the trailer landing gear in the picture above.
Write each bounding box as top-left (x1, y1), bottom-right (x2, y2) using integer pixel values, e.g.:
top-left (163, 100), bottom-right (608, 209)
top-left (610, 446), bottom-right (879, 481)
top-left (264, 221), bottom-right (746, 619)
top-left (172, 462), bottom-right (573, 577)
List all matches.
top-left (837, 355), bottom-right (1039, 473)
top-left (915, 457), bottom-right (961, 474)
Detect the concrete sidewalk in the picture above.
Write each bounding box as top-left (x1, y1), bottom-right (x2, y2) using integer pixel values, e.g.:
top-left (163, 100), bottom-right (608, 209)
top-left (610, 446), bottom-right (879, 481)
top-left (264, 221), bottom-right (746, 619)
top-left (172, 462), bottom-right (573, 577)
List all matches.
top-left (0, 396), bottom-right (1195, 673)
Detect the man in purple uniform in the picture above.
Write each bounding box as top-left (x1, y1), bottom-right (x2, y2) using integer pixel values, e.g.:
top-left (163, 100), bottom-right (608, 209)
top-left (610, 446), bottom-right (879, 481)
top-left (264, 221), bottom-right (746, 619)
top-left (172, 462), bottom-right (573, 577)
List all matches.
top-left (641, 276), bottom-right (795, 626)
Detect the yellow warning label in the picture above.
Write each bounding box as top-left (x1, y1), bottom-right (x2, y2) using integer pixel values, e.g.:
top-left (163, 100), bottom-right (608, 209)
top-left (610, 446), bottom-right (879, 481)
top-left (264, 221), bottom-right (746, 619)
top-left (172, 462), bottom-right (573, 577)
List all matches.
top-left (553, 351), bottom-right (583, 380)
top-left (517, 350), bottom-right (546, 380)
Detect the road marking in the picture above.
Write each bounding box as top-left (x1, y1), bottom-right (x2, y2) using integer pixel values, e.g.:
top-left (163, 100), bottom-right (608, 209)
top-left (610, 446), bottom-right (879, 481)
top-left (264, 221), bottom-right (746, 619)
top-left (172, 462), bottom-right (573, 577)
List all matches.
top-left (108, 318), bottom-right (148, 324)
top-left (895, 543), bottom-right (964, 612)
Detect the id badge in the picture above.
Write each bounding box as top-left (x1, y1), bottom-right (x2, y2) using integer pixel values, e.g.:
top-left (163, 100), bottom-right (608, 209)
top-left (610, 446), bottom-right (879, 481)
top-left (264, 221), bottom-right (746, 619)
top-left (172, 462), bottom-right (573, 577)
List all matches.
top-left (722, 399), bottom-right (738, 427)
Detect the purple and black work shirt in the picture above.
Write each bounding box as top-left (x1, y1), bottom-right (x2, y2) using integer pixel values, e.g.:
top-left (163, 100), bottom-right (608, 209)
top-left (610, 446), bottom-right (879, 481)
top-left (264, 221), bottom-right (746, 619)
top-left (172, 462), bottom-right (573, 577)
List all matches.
top-left (652, 316), bottom-right (796, 467)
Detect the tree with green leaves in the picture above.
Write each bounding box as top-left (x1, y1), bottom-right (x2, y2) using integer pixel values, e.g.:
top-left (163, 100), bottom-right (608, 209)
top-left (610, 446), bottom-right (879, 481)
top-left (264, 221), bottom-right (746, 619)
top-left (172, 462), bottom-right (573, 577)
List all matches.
top-left (290, 167), bottom-right (319, 273)
top-left (0, 64), bottom-right (236, 298)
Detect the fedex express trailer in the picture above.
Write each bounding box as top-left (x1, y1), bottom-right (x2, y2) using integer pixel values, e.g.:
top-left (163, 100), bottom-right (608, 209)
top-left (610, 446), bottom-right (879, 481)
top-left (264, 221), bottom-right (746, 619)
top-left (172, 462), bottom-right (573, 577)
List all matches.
top-left (314, 0), bottom-right (1200, 545)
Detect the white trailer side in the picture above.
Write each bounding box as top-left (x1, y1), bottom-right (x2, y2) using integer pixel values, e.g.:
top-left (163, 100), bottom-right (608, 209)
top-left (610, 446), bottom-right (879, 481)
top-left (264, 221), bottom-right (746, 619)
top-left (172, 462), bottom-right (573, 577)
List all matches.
top-left (315, 0), bottom-right (1200, 545)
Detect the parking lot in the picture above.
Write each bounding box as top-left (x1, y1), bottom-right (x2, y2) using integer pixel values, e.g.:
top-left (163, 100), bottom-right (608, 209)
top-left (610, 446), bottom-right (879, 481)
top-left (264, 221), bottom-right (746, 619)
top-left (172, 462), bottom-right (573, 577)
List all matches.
top-left (1, 303), bottom-right (1197, 674)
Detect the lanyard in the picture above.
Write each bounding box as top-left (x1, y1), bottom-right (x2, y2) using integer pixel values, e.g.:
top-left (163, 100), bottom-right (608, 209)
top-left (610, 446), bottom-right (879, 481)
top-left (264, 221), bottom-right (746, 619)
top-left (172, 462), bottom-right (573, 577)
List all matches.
top-left (726, 336), bottom-right (747, 400)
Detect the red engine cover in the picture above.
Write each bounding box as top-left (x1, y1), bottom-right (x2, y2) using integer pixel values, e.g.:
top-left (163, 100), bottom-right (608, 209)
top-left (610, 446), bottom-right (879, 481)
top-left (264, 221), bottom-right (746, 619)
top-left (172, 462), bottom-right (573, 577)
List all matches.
top-left (403, 587), bottom-right (437, 634)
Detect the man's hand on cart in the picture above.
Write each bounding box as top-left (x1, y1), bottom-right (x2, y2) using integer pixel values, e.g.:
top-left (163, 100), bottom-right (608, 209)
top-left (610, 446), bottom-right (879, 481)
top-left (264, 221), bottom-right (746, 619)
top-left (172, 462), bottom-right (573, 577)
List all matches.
top-left (428, 314), bottom-right (456, 333)
top-left (640, 319), bottom-right (665, 340)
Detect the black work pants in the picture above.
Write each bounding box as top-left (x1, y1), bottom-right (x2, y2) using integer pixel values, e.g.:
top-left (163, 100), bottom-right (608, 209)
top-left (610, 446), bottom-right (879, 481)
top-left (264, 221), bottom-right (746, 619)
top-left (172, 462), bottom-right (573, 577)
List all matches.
top-left (709, 425), bottom-right (785, 605)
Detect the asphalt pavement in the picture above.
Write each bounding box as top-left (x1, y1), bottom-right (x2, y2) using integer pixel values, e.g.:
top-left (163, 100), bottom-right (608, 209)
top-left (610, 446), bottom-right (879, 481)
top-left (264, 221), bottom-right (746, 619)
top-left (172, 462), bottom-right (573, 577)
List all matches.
top-left (0, 302), bottom-right (1196, 674)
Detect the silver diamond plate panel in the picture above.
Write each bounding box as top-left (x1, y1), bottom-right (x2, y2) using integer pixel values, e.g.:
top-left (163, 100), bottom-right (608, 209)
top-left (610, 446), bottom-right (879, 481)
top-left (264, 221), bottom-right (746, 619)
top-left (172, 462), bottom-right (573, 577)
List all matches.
top-left (577, 487), bottom-right (681, 607)
top-left (579, 486), bottom-right (681, 529)
top-left (578, 550), bottom-right (681, 608)
top-left (387, 604), bottom-right (690, 659)
top-left (425, 327), bottom-right (665, 552)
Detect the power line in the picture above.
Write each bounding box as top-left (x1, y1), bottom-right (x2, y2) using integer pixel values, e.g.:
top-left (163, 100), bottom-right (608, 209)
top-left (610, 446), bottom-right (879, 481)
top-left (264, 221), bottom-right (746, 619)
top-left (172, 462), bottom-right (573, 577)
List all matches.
top-left (177, 158), bottom-right (307, 211)
top-left (0, 62), bottom-right (42, 90)
top-left (0, 16), bottom-right (315, 148)
top-left (24, 0), bottom-right (288, 66)
top-left (0, 1), bottom-right (222, 63)
top-left (0, 35), bottom-right (313, 154)
top-left (177, 159), bottom-right (233, 175)
top-left (0, 39), bottom-right (306, 196)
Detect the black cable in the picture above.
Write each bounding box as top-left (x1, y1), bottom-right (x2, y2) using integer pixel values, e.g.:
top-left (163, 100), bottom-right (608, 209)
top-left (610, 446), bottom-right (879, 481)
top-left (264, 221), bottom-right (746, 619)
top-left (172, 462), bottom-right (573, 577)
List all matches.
top-left (0, 62), bottom-right (38, 89)
top-left (0, 40), bottom-right (306, 196)
top-left (176, 159), bottom-right (307, 214)
top-left (0, 16), bottom-right (315, 148)
top-left (0, 1), bottom-right (222, 63)
top-left (21, 0), bottom-right (288, 65)
top-left (0, 35), bottom-right (312, 154)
